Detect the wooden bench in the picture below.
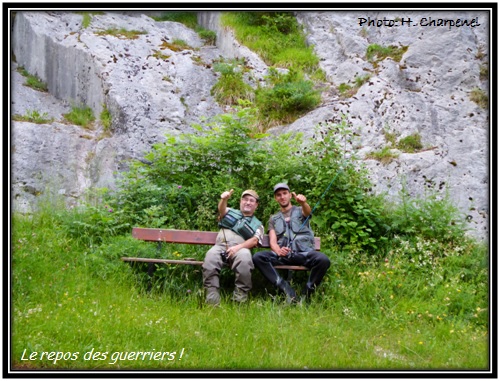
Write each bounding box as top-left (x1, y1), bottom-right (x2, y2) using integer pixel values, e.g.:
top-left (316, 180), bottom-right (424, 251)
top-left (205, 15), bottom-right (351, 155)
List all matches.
top-left (121, 228), bottom-right (321, 275)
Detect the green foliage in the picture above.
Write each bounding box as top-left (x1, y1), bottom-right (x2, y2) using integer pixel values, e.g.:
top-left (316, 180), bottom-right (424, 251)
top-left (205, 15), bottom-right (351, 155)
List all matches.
top-left (355, 74), bottom-right (371, 87)
top-left (81, 108), bottom-right (478, 257)
top-left (12, 109), bottom-right (54, 124)
top-left (387, 186), bottom-right (468, 244)
top-left (255, 67), bottom-right (321, 127)
top-left (59, 190), bottom-right (130, 246)
top-left (63, 104), bottom-right (95, 129)
top-left (298, 121), bottom-right (391, 252)
top-left (196, 28), bottom-right (216, 45)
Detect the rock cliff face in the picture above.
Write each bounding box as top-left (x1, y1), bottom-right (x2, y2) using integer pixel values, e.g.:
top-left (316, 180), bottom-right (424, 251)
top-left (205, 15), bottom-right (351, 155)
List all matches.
top-left (10, 10), bottom-right (489, 239)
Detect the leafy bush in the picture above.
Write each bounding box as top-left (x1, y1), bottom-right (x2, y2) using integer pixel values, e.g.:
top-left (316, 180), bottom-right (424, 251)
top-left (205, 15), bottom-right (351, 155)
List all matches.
top-left (386, 186), bottom-right (468, 244)
top-left (98, 108), bottom-right (391, 253)
top-left (67, 107), bottom-right (476, 257)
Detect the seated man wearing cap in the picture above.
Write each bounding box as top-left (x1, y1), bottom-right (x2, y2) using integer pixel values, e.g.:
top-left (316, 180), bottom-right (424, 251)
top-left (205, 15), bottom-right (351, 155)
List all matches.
top-left (202, 189), bottom-right (264, 306)
top-left (253, 183), bottom-right (331, 303)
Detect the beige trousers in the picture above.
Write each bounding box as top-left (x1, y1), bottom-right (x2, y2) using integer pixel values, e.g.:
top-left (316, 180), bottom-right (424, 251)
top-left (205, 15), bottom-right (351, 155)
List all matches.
top-left (202, 229), bottom-right (254, 292)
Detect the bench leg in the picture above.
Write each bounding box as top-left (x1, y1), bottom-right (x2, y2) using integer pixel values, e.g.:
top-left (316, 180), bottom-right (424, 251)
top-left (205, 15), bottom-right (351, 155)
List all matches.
top-left (147, 263), bottom-right (155, 291)
top-left (146, 242), bottom-right (163, 292)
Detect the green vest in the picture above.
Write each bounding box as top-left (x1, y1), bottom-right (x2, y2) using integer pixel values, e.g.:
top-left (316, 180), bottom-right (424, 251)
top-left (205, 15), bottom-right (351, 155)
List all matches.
top-left (271, 206), bottom-right (315, 254)
top-left (219, 208), bottom-right (262, 240)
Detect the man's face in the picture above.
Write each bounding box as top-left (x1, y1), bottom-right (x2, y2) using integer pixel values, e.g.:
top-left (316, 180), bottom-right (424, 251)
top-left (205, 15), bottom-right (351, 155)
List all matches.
top-left (240, 195), bottom-right (258, 216)
top-left (274, 189), bottom-right (291, 208)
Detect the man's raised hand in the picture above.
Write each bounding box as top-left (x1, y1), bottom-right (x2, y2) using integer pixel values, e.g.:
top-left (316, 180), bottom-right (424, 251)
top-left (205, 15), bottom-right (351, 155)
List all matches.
top-left (221, 189), bottom-right (234, 200)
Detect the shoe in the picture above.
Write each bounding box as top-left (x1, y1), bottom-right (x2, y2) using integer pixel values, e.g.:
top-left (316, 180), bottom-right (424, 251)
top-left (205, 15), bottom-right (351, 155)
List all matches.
top-left (300, 286), bottom-right (315, 304)
top-left (231, 288), bottom-right (248, 303)
top-left (205, 287), bottom-right (221, 306)
top-left (276, 278), bottom-right (297, 304)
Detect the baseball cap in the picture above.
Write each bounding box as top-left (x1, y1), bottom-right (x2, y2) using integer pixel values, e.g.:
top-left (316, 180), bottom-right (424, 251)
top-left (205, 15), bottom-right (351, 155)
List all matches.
top-left (273, 183), bottom-right (290, 193)
top-left (241, 189), bottom-right (259, 201)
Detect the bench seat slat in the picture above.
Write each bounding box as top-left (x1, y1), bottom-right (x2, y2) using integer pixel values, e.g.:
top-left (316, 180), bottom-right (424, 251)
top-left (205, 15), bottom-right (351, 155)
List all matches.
top-left (121, 257), bottom-right (204, 266)
top-left (121, 257), bottom-right (308, 271)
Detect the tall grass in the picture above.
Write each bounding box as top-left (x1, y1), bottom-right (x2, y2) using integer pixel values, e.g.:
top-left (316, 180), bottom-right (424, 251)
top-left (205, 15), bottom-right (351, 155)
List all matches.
top-left (11, 197), bottom-right (489, 371)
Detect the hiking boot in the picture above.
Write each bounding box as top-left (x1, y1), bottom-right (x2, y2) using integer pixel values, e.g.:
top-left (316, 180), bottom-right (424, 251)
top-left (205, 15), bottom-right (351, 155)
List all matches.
top-left (231, 288), bottom-right (248, 303)
top-left (205, 287), bottom-right (221, 306)
top-left (300, 286), bottom-right (315, 305)
top-left (276, 278), bottom-right (297, 304)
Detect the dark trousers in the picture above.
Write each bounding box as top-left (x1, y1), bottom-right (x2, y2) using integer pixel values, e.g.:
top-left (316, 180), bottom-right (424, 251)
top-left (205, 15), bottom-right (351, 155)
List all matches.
top-left (253, 250), bottom-right (331, 292)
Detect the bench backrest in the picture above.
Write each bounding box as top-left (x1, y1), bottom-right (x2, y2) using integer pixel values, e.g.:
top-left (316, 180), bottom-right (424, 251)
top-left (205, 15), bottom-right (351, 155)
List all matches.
top-left (132, 227), bottom-right (321, 250)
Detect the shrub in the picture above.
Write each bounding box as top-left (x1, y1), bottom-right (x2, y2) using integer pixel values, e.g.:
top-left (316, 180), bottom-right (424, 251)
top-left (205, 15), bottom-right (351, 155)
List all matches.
top-left (74, 108), bottom-right (475, 257)
top-left (197, 28), bottom-right (216, 45)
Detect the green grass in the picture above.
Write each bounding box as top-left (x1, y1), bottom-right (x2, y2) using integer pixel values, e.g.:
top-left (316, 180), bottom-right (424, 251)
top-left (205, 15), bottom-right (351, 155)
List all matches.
top-left (470, 88), bottom-right (488, 109)
top-left (63, 105), bottom-right (95, 129)
top-left (16, 66), bottom-right (48, 92)
top-left (11, 201), bottom-right (489, 371)
top-left (152, 12), bottom-right (216, 45)
top-left (366, 146), bottom-right (399, 164)
top-left (95, 28), bottom-right (147, 40)
top-left (221, 12), bottom-right (320, 74)
top-left (366, 44), bottom-right (408, 67)
top-left (397, 133), bottom-right (423, 153)
top-left (12, 109), bottom-right (54, 124)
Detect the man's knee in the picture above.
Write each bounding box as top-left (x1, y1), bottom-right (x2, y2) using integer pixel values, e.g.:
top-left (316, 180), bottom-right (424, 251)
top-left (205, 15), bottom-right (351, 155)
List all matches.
top-left (309, 251), bottom-right (330, 269)
top-left (233, 249), bottom-right (254, 270)
top-left (319, 253), bottom-right (331, 268)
